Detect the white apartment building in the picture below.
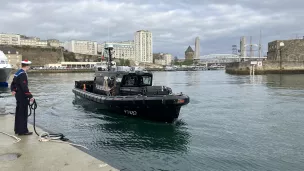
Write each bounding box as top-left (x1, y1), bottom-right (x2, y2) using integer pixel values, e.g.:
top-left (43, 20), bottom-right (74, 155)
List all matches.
top-left (154, 53), bottom-right (172, 66)
top-left (36, 40), bottom-right (47, 47)
top-left (154, 59), bottom-right (166, 65)
top-left (20, 36), bottom-right (47, 47)
top-left (20, 38), bottom-right (36, 46)
top-left (64, 40), bottom-right (97, 55)
top-left (134, 30), bottom-right (153, 63)
top-left (97, 43), bottom-right (103, 53)
top-left (98, 41), bottom-right (135, 61)
top-left (47, 39), bottom-right (60, 47)
top-left (0, 33), bottom-right (21, 45)
top-left (59, 42), bottom-right (64, 47)
top-left (20, 36), bottom-right (40, 46)
top-left (163, 53), bottom-right (172, 65)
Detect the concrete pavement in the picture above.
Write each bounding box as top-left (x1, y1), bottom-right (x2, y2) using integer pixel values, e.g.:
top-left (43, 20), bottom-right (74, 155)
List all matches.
top-left (0, 114), bottom-right (118, 171)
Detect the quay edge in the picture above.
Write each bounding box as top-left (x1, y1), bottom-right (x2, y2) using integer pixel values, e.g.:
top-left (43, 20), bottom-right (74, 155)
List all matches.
top-left (27, 69), bottom-right (95, 73)
top-left (225, 60), bottom-right (304, 75)
top-left (0, 114), bottom-right (119, 171)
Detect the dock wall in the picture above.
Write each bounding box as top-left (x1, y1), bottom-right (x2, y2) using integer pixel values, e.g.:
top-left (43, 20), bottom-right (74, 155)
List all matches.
top-left (226, 60), bottom-right (304, 75)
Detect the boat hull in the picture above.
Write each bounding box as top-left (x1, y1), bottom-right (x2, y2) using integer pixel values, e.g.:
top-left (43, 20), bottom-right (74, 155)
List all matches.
top-left (72, 88), bottom-right (189, 123)
top-left (0, 67), bottom-right (12, 83)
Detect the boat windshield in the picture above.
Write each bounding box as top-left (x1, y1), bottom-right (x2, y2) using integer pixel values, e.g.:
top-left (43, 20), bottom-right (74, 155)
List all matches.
top-left (141, 76), bottom-right (152, 86)
top-left (121, 75), bottom-right (152, 87)
top-left (123, 75), bottom-right (138, 86)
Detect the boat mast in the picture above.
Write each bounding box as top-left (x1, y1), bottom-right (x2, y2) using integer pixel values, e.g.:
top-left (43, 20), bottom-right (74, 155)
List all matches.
top-left (105, 44), bottom-right (113, 71)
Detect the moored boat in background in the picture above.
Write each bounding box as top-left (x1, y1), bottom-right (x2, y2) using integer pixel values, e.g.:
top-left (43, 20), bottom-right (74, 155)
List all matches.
top-left (0, 51), bottom-right (12, 87)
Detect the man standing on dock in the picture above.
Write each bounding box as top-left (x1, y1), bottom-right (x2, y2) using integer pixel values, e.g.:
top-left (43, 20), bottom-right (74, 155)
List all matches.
top-left (10, 60), bottom-right (34, 135)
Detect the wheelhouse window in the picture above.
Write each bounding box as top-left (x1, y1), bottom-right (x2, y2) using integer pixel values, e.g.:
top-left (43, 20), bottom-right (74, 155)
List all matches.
top-left (121, 75), bottom-right (152, 87)
top-left (124, 76), bottom-right (138, 86)
top-left (141, 76), bottom-right (152, 86)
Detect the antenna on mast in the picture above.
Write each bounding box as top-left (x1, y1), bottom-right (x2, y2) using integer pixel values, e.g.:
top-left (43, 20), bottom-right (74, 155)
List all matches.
top-left (105, 44), bottom-right (113, 71)
top-left (249, 36), bottom-right (253, 57)
top-left (107, 25), bottom-right (109, 42)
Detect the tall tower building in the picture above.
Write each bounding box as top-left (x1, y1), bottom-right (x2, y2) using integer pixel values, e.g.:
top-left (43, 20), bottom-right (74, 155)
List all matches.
top-left (134, 30), bottom-right (153, 63)
top-left (195, 37), bottom-right (200, 58)
top-left (240, 36), bottom-right (246, 57)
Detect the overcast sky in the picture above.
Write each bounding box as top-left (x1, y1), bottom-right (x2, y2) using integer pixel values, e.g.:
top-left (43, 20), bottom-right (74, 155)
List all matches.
top-left (0, 0), bottom-right (303, 58)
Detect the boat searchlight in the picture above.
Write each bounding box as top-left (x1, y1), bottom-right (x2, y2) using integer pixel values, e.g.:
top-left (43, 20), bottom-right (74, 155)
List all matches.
top-left (105, 44), bottom-right (114, 49)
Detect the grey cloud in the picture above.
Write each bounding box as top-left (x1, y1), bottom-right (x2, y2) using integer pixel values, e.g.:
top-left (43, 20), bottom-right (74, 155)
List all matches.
top-left (0, 0), bottom-right (303, 57)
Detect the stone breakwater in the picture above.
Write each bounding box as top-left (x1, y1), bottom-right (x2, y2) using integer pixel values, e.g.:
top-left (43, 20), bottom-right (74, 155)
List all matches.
top-left (225, 60), bottom-right (304, 75)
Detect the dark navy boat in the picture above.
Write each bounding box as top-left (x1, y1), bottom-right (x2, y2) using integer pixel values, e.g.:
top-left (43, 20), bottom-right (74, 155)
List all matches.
top-left (72, 44), bottom-right (190, 123)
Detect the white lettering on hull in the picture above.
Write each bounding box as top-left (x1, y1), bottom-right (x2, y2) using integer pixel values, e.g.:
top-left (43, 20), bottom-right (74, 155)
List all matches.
top-left (95, 84), bottom-right (103, 90)
top-left (124, 110), bottom-right (137, 116)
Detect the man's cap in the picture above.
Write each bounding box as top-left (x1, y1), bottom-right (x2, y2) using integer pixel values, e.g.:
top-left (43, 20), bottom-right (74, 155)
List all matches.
top-left (21, 60), bottom-right (32, 64)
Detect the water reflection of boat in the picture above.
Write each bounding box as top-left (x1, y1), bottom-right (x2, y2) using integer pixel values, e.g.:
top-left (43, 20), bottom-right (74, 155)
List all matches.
top-left (72, 97), bottom-right (190, 153)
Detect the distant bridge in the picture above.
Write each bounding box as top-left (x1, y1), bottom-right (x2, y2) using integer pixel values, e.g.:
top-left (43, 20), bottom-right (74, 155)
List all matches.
top-left (193, 53), bottom-right (267, 63)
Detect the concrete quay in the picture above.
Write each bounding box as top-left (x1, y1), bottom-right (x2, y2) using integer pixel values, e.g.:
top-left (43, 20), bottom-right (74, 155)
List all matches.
top-left (27, 69), bottom-right (95, 73)
top-left (225, 60), bottom-right (304, 75)
top-left (0, 114), bottom-right (118, 171)
top-left (26, 68), bottom-right (165, 73)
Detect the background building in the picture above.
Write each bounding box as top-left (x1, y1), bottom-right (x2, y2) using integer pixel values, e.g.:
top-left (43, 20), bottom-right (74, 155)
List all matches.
top-left (134, 30), bottom-right (153, 63)
top-left (0, 33), bottom-right (21, 45)
top-left (195, 37), bottom-right (200, 59)
top-left (20, 36), bottom-right (39, 46)
top-left (185, 46), bottom-right (194, 60)
top-left (267, 39), bottom-right (304, 61)
top-left (163, 53), bottom-right (172, 65)
top-left (153, 53), bottom-right (172, 66)
top-left (36, 40), bottom-right (47, 47)
top-left (47, 39), bottom-right (60, 47)
top-left (154, 59), bottom-right (166, 65)
top-left (97, 43), bottom-right (103, 53)
top-left (64, 40), bottom-right (97, 55)
top-left (20, 38), bottom-right (35, 46)
top-left (20, 36), bottom-right (48, 47)
top-left (98, 41), bottom-right (135, 61)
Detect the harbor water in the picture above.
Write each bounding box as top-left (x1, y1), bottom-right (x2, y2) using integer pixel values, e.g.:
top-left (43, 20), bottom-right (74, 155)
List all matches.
top-left (1, 71), bottom-right (304, 171)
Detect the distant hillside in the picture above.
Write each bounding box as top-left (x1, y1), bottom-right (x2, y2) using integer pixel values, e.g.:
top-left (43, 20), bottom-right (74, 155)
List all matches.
top-left (11, 45), bottom-right (63, 66)
top-left (4, 45), bottom-right (101, 66)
